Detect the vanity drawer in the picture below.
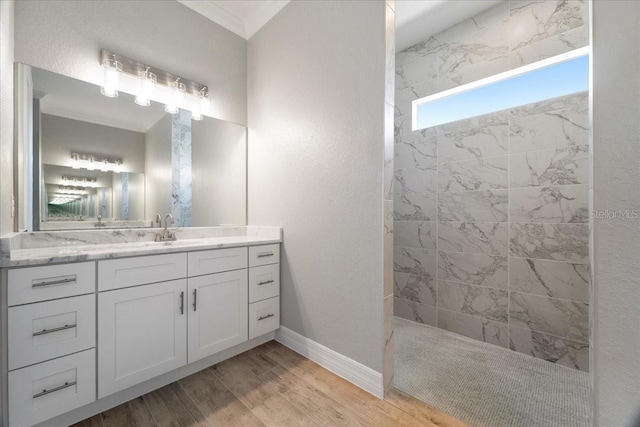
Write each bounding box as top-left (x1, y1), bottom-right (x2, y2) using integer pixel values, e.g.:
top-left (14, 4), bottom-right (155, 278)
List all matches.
top-left (8, 262), bottom-right (96, 307)
top-left (249, 263), bottom-right (280, 303)
top-left (249, 296), bottom-right (280, 340)
top-left (8, 294), bottom-right (96, 371)
top-left (98, 253), bottom-right (187, 291)
top-left (188, 247), bottom-right (248, 277)
top-left (8, 348), bottom-right (96, 427)
top-left (248, 244), bottom-right (280, 267)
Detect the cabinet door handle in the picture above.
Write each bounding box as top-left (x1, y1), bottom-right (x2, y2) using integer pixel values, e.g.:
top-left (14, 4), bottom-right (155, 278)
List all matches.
top-left (257, 279), bottom-right (274, 286)
top-left (257, 252), bottom-right (274, 258)
top-left (193, 289), bottom-right (197, 311)
top-left (33, 381), bottom-right (77, 399)
top-left (33, 323), bottom-right (77, 337)
top-left (32, 276), bottom-right (77, 288)
top-left (258, 313), bottom-right (275, 321)
top-left (180, 291), bottom-right (184, 315)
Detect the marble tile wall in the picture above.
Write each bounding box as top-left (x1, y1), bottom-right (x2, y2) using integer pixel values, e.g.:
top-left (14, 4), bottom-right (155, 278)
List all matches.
top-left (172, 109), bottom-right (193, 227)
top-left (394, 0), bottom-right (589, 371)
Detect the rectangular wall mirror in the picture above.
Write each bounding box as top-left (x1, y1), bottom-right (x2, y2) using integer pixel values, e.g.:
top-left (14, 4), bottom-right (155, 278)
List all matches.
top-left (16, 64), bottom-right (247, 231)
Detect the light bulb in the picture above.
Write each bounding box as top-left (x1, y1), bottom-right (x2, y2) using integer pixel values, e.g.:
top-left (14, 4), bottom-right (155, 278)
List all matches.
top-left (165, 80), bottom-right (186, 114)
top-left (135, 67), bottom-right (156, 107)
top-left (100, 55), bottom-right (122, 98)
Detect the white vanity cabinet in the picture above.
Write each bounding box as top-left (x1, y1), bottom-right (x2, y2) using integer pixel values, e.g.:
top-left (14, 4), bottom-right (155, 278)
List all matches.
top-left (3, 242), bottom-right (280, 426)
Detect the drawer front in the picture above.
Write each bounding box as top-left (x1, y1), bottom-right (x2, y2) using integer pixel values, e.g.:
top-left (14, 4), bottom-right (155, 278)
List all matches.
top-left (9, 294), bottom-right (96, 371)
top-left (98, 253), bottom-right (187, 291)
top-left (188, 247), bottom-right (248, 277)
top-left (8, 349), bottom-right (96, 427)
top-left (249, 296), bottom-right (280, 340)
top-left (8, 262), bottom-right (96, 306)
top-left (248, 244), bottom-right (280, 267)
top-left (249, 263), bottom-right (280, 303)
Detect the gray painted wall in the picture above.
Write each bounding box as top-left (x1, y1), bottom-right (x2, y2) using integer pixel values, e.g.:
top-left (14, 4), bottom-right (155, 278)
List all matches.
top-left (591, 1), bottom-right (640, 425)
top-left (0, 0), bottom-right (14, 235)
top-left (144, 115), bottom-right (172, 222)
top-left (247, 0), bottom-right (387, 372)
top-left (13, 1), bottom-right (247, 126)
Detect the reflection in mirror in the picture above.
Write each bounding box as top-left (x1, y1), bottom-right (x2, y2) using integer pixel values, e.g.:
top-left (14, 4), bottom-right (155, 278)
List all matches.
top-left (19, 64), bottom-right (247, 231)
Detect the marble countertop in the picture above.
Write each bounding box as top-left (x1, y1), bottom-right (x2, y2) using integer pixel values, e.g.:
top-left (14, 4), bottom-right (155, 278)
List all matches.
top-left (0, 226), bottom-right (282, 267)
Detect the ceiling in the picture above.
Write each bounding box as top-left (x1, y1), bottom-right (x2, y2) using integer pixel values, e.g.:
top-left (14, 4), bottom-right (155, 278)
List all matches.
top-left (178, 1), bottom-right (504, 49)
top-left (177, 0), bottom-right (290, 39)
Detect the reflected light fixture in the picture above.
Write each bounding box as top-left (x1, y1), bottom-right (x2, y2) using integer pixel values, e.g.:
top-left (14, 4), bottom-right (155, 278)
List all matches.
top-left (71, 152), bottom-right (123, 173)
top-left (100, 53), bottom-right (122, 98)
top-left (135, 67), bottom-right (157, 107)
top-left (191, 87), bottom-right (210, 121)
top-left (165, 78), bottom-right (186, 114)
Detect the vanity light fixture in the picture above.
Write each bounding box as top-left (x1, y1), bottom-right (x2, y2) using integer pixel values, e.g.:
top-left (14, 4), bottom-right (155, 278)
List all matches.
top-left (135, 67), bottom-right (157, 107)
top-left (165, 78), bottom-right (186, 114)
top-left (71, 152), bottom-right (123, 173)
top-left (100, 53), bottom-right (123, 98)
top-left (100, 49), bottom-right (210, 121)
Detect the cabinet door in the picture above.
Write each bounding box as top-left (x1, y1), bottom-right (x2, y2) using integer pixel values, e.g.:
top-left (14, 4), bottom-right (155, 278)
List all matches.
top-left (188, 270), bottom-right (248, 363)
top-left (98, 280), bottom-right (187, 398)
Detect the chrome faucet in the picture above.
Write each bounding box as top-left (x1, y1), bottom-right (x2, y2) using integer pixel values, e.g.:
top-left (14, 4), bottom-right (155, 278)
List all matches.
top-left (155, 213), bottom-right (178, 242)
top-left (95, 214), bottom-right (106, 227)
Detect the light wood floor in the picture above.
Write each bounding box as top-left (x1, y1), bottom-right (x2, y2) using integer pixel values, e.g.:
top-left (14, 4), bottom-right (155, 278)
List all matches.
top-left (72, 340), bottom-right (468, 427)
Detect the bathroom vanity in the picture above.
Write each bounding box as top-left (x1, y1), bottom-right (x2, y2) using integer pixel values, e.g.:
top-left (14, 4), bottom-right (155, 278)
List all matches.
top-left (0, 226), bottom-right (282, 426)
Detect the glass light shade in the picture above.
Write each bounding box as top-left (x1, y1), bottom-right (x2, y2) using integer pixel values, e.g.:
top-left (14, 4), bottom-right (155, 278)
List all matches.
top-left (200, 92), bottom-right (210, 113)
top-left (191, 103), bottom-right (203, 121)
top-left (100, 57), bottom-right (122, 98)
top-left (135, 68), bottom-right (157, 107)
top-left (165, 80), bottom-right (186, 114)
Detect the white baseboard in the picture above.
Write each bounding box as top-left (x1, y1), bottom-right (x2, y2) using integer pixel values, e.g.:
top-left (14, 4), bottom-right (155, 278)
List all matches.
top-left (275, 326), bottom-right (384, 398)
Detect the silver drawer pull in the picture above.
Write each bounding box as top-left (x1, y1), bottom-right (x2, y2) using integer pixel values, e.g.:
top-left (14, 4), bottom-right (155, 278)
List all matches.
top-left (33, 381), bottom-right (77, 398)
top-left (257, 252), bottom-right (274, 258)
top-left (258, 313), bottom-right (275, 321)
top-left (33, 323), bottom-right (77, 337)
top-left (32, 276), bottom-right (77, 288)
top-left (257, 280), bottom-right (275, 286)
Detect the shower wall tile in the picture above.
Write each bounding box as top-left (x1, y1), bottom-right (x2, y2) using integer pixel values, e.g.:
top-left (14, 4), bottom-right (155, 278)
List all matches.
top-left (509, 24), bottom-right (588, 68)
top-left (509, 145), bottom-right (589, 188)
top-left (396, 36), bottom-right (440, 65)
top-left (438, 251), bottom-right (508, 290)
top-left (510, 292), bottom-right (589, 342)
top-left (394, 247), bottom-right (437, 278)
top-left (508, 0), bottom-right (587, 52)
top-left (437, 308), bottom-right (509, 348)
top-left (510, 223), bottom-right (589, 263)
top-left (394, 194), bottom-right (437, 221)
top-left (438, 156), bottom-right (508, 192)
top-left (394, 221), bottom-right (437, 250)
top-left (510, 258), bottom-right (590, 303)
top-left (395, 298), bottom-right (437, 326)
top-left (384, 103), bottom-right (394, 200)
top-left (510, 93), bottom-right (589, 154)
top-left (438, 281), bottom-right (508, 322)
top-left (438, 190), bottom-right (508, 222)
top-left (394, 167), bottom-right (438, 195)
top-left (395, 128), bottom-right (437, 170)
top-left (509, 326), bottom-right (589, 371)
top-left (395, 272), bottom-right (437, 307)
top-left (438, 221), bottom-right (508, 256)
top-left (510, 184), bottom-right (589, 224)
top-left (438, 57), bottom-right (509, 92)
top-left (436, 113), bottom-right (509, 163)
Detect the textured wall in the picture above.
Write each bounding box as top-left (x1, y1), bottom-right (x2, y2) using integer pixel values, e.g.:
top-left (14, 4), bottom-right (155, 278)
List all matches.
top-left (247, 0), bottom-right (387, 372)
top-left (591, 1), bottom-right (640, 425)
top-left (0, 0), bottom-right (14, 235)
top-left (13, 0), bottom-right (247, 125)
top-left (394, 0), bottom-right (590, 370)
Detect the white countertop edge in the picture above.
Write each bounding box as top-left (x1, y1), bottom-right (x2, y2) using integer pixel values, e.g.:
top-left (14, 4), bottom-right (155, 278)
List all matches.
top-left (0, 235), bottom-right (282, 268)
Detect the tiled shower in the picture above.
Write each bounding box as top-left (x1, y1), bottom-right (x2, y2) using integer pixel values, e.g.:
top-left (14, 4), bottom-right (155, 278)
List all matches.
top-left (393, 0), bottom-right (590, 371)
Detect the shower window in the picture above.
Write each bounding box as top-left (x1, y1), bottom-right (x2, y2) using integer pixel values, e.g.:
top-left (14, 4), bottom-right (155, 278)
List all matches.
top-left (412, 47), bottom-right (590, 130)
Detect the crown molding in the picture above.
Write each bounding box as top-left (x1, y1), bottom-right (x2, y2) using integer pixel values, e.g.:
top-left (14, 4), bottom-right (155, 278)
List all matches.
top-left (178, 0), bottom-right (247, 38)
top-left (177, 1), bottom-right (290, 40)
top-left (244, 1), bottom-right (290, 39)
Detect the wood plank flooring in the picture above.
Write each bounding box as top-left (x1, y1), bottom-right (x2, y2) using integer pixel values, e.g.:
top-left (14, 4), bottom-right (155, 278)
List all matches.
top-left (73, 341), bottom-right (468, 427)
